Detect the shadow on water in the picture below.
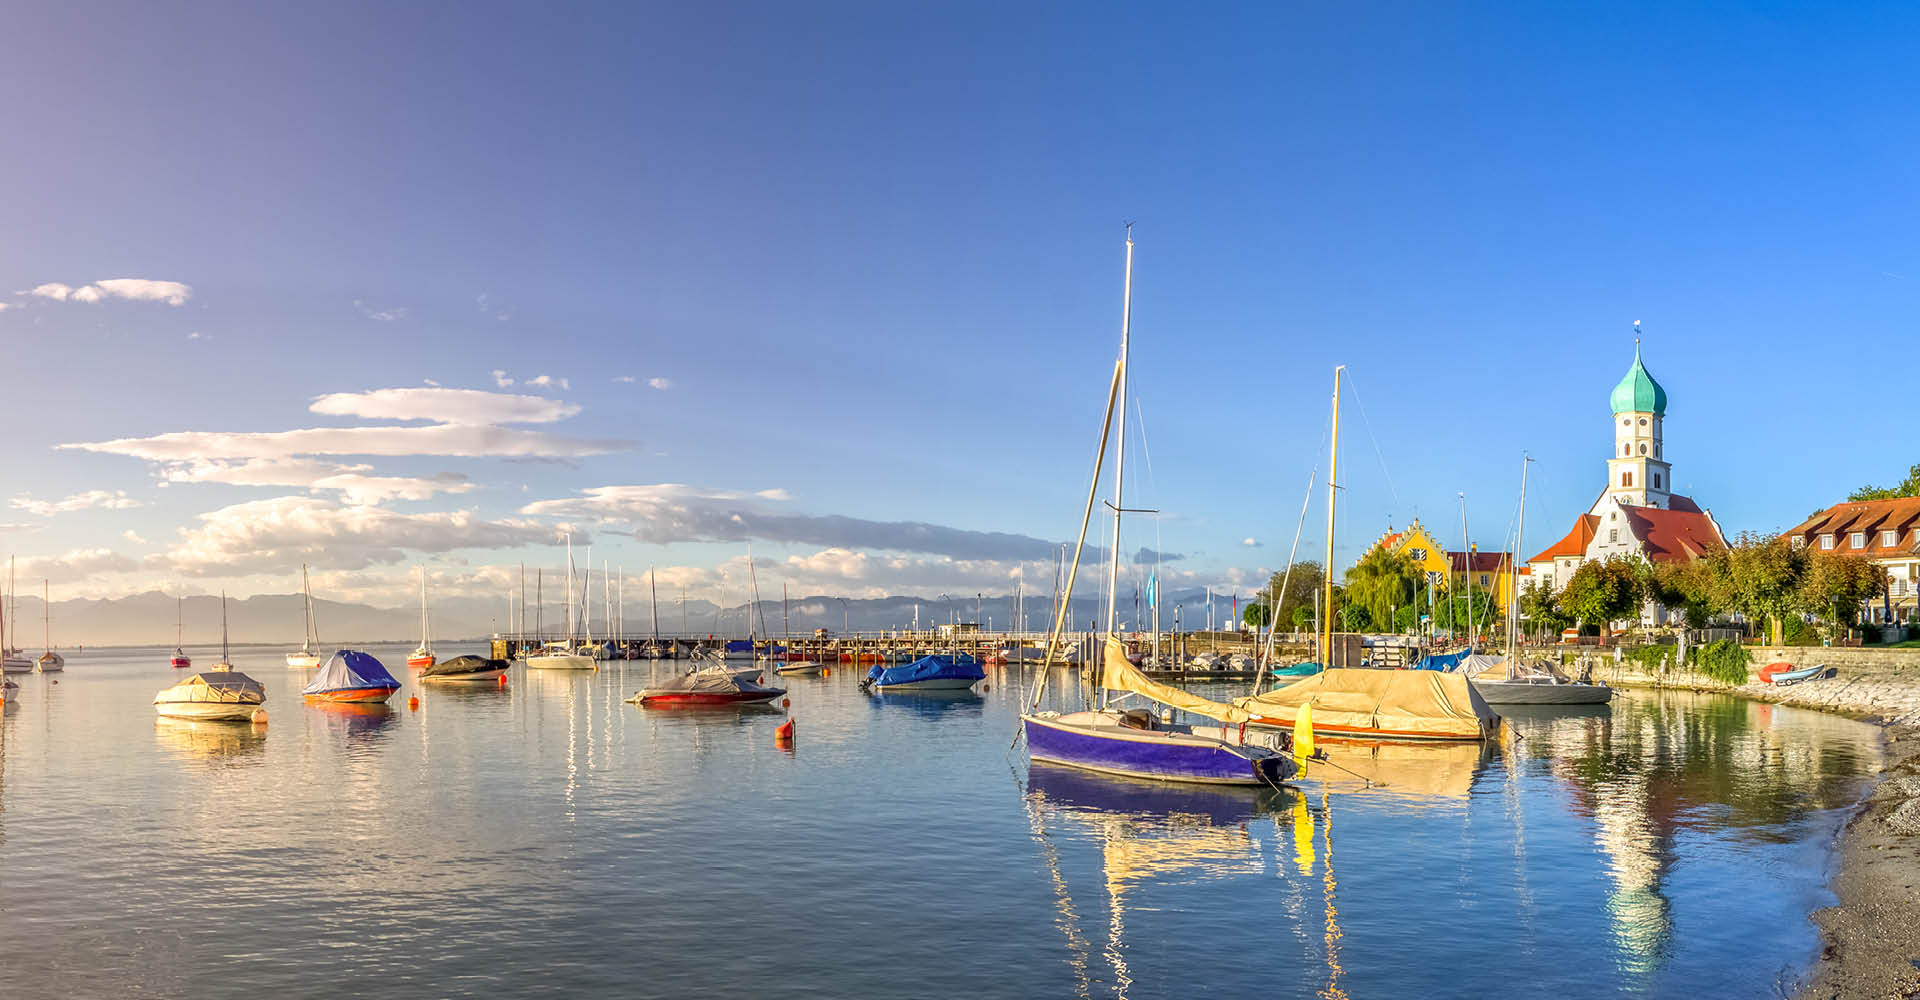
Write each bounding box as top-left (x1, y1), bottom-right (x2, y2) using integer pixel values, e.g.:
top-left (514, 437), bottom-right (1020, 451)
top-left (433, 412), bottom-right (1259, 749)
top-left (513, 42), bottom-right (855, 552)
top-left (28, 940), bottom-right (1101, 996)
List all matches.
top-left (865, 689), bottom-right (986, 718)
top-left (309, 702), bottom-right (398, 755)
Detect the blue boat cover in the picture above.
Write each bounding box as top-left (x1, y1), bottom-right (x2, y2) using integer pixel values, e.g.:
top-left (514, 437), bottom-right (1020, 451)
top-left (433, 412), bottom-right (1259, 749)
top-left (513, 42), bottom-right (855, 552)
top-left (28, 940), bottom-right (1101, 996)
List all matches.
top-left (302, 649), bottom-right (402, 695)
top-left (1412, 649), bottom-right (1473, 672)
top-left (1271, 662), bottom-right (1324, 678)
top-left (724, 639), bottom-right (754, 654)
top-left (865, 655), bottom-right (986, 687)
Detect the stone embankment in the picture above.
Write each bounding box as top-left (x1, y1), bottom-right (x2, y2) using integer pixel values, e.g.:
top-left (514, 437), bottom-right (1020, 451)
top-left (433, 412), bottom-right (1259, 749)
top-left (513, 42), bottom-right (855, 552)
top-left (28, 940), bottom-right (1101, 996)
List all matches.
top-left (1598, 646), bottom-right (1920, 726)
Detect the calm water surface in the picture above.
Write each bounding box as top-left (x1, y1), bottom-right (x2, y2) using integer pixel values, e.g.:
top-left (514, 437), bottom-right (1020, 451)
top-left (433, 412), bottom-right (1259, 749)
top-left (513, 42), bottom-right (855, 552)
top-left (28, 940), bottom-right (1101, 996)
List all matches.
top-left (0, 644), bottom-right (1884, 998)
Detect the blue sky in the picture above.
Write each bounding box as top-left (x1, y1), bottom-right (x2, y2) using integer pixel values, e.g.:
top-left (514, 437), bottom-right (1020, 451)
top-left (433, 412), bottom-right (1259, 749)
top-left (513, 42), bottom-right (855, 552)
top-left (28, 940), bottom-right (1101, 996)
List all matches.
top-left (1, 2), bottom-right (1913, 607)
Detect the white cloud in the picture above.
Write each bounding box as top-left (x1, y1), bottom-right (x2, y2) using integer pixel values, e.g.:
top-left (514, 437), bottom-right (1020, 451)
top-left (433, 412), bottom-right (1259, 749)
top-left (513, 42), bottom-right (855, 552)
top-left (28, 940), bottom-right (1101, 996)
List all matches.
top-left (1242, 537), bottom-right (1260, 547)
top-left (13, 547), bottom-right (142, 584)
top-left (63, 423), bottom-right (628, 462)
top-left (0, 522), bottom-right (37, 533)
top-left (648, 377), bottom-right (672, 390)
top-left (11, 489), bottom-right (144, 517)
top-left (525, 374), bottom-right (570, 391)
top-left (352, 299), bottom-right (407, 322)
top-left (156, 496), bottom-right (576, 576)
top-left (492, 370), bottom-right (514, 388)
top-left (310, 387), bottom-right (580, 426)
top-left (0, 302), bottom-right (10, 312)
top-left (27, 278), bottom-right (191, 306)
top-left (186, 331), bottom-right (205, 340)
top-left (123, 529), bottom-right (147, 544)
top-left (613, 375), bottom-right (636, 384)
top-left (159, 458), bottom-right (477, 504)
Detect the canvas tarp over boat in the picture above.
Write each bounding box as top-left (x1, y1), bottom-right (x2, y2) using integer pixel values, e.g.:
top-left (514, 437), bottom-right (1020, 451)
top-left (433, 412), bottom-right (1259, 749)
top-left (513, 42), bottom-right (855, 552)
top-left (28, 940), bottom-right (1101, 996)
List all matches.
top-left (155, 671), bottom-right (265, 705)
top-left (645, 666), bottom-right (779, 696)
top-left (302, 650), bottom-right (401, 696)
top-left (1462, 656), bottom-right (1572, 682)
top-left (1412, 648), bottom-right (1473, 672)
top-left (1097, 636), bottom-right (1250, 724)
top-left (1233, 667), bottom-right (1497, 740)
top-left (420, 655), bottom-right (506, 677)
top-left (866, 654), bottom-right (985, 687)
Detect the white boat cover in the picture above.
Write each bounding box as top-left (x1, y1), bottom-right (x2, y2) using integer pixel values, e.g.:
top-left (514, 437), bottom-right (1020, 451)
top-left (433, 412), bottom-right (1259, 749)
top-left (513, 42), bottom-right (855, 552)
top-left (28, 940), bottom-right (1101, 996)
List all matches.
top-left (1097, 636), bottom-right (1250, 724)
top-left (155, 671), bottom-right (266, 706)
top-left (642, 666), bottom-right (781, 697)
top-left (1234, 668), bottom-right (1497, 740)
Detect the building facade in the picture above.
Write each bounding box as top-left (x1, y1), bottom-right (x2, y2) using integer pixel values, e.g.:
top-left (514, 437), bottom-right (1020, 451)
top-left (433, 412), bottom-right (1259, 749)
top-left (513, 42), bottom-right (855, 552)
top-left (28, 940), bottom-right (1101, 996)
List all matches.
top-left (1782, 497), bottom-right (1920, 623)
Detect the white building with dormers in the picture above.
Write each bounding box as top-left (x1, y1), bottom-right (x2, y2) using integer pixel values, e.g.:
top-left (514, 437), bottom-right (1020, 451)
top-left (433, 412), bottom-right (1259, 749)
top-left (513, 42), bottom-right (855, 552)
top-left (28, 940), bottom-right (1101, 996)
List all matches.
top-left (1527, 345), bottom-right (1728, 623)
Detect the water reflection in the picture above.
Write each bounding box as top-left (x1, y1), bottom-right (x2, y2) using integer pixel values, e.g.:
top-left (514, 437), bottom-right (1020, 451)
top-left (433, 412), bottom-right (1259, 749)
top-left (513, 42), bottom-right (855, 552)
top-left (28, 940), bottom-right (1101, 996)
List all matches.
top-left (154, 718), bottom-right (267, 766)
top-left (1299, 740), bottom-right (1493, 800)
top-left (867, 690), bottom-right (986, 718)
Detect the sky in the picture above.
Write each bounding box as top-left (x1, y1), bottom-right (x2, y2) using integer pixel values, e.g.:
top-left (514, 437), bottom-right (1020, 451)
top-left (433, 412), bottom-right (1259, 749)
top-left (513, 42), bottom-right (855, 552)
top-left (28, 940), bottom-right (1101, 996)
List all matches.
top-left (1, 1), bottom-right (1915, 610)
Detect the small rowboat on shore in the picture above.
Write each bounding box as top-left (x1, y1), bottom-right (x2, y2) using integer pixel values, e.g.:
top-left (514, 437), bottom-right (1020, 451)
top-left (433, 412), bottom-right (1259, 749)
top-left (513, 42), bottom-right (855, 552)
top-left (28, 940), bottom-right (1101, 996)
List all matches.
top-left (1760, 662), bottom-right (1831, 686)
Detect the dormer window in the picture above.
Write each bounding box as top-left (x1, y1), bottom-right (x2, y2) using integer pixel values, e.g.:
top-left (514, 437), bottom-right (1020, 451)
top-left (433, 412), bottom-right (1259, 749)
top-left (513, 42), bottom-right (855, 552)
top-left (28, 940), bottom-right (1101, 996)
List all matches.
top-left (1792, 535), bottom-right (1807, 549)
top-left (1851, 531), bottom-right (1866, 548)
top-left (1883, 530), bottom-right (1898, 547)
top-left (1820, 534), bottom-right (1835, 550)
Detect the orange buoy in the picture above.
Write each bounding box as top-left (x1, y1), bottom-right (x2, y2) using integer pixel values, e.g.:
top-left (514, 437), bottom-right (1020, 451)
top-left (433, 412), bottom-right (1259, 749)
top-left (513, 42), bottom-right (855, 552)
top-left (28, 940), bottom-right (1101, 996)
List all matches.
top-left (250, 708), bottom-right (269, 725)
top-left (775, 718), bottom-right (795, 744)
top-left (822, 667), bottom-right (831, 677)
top-left (407, 696), bottom-right (420, 710)
top-left (497, 673), bottom-right (508, 686)
top-left (782, 697), bottom-right (792, 709)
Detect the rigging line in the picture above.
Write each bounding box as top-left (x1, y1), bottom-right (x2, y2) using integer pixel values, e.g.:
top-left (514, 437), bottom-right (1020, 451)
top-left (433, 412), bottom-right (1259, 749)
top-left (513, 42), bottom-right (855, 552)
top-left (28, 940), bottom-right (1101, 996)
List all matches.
top-left (1339, 370), bottom-right (1401, 509)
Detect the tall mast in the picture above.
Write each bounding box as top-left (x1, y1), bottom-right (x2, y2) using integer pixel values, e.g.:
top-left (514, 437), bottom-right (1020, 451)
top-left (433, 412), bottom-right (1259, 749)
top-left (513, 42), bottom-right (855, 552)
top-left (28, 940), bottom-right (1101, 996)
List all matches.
top-left (220, 590), bottom-right (230, 663)
top-left (1323, 365), bottom-right (1344, 667)
top-left (43, 578), bottom-right (50, 651)
top-left (1510, 456), bottom-right (1531, 660)
top-left (650, 566), bottom-right (659, 641)
top-left (565, 533), bottom-right (575, 642)
top-left (1104, 225), bottom-right (1134, 639)
top-left (1459, 492), bottom-right (1472, 647)
top-left (536, 568), bottom-right (543, 643)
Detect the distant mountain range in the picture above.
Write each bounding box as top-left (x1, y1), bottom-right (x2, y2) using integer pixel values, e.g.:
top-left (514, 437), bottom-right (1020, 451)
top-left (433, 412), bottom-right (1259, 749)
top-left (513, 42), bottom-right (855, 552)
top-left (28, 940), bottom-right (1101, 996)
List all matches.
top-left (8, 587), bottom-right (1258, 648)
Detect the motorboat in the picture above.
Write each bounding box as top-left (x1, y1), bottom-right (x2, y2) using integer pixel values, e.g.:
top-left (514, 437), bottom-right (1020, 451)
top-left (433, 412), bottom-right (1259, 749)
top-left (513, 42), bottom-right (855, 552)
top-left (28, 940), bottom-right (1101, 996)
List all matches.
top-left (630, 665), bottom-right (786, 706)
top-left (154, 669), bottom-right (266, 721)
top-left (861, 654), bottom-right (985, 692)
top-left (419, 654), bottom-right (510, 685)
top-left (1464, 655), bottom-right (1612, 705)
top-left (287, 563), bottom-right (322, 668)
top-left (1235, 667), bottom-right (1499, 741)
top-left (1189, 651), bottom-right (1225, 671)
top-left (301, 649), bottom-right (402, 704)
top-left (775, 659), bottom-right (824, 675)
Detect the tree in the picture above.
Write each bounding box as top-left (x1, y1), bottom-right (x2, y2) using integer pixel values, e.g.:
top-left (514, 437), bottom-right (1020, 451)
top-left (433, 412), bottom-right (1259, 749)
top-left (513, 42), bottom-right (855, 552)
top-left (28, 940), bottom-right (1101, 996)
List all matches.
top-left (1797, 551), bottom-right (1887, 637)
top-left (1242, 602), bottom-right (1270, 629)
top-left (1519, 580), bottom-right (1570, 637)
top-left (1559, 557), bottom-right (1645, 630)
top-left (1649, 559), bottom-right (1718, 628)
top-left (1338, 601), bottom-right (1373, 632)
top-left (1849, 462), bottom-right (1920, 502)
top-left (1430, 586), bottom-right (1496, 636)
top-left (1342, 547), bottom-right (1419, 633)
top-left (1291, 604), bottom-right (1315, 628)
top-left (1257, 562), bottom-right (1324, 631)
top-left (1707, 532), bottom-right (1806, 644)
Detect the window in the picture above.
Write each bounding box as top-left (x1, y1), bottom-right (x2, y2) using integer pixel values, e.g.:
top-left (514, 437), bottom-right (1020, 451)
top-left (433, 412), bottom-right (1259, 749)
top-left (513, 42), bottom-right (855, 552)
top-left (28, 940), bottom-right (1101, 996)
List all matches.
top-left (1883, 530), bottom-right (1898, 547)
top-left (1655, 445), bottom-right (1661, 457)
top-left (1652, 473), bottom-right (1662, 489)
top-left (1623, 444), bottom-right (1632, 457)
top-left (1479, 574), bottom-right (1490, 586)
top-left (1851, 532), bottom-right (1866, 548)
top-left (1820, 534), bottom-right (1835, 550)
top-left (1638, 444), bottom-right (1647, 455)
top-left (1792, 535), bottom-right (1807, 549)
top-left (1621, 471), bottom-right (1633, 487)
top-left (1609, 529), bottom-right (1619, 543)
top-left (1410, 548), bottom-right (1425, 561)
top-left (1638, 418), bottom-right (1647, 426)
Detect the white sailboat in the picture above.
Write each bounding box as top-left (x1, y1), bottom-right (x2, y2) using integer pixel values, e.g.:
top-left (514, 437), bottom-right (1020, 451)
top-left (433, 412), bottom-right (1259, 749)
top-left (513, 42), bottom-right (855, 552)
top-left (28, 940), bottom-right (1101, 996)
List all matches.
top-left (528, 534), bottom-right (594, 670)
top-left (406, 568), bottom-right (436, 669)
top-left (211, 590), bottom-right (235, 671)
top-left (170, 596), bottom-right (192, 668)
top-left (286, 563), bottom-right (322, 668)
top-left (1, 558), bottom-right (32, 674)
top-left (36, 579), bottom-right (64, 672)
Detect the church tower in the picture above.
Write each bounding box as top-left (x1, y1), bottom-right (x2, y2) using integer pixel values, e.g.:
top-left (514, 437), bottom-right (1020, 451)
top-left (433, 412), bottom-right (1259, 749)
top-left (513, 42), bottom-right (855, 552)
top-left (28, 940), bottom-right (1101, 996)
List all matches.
top-left (1603, 343), bottom-right (1671, 510)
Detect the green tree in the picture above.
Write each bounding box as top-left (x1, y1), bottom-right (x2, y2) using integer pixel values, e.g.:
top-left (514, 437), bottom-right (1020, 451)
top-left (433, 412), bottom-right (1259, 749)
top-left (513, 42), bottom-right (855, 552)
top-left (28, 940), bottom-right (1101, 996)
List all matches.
top-left (1560, 557), bottom-right (1645, 630)
top-left (1431, 586), bottom-right (1497, 636)
top-left (1797, 551), bottom-right (1887, 636)
top-left (1242, 602), bottom-right (1270, 629)
top-left (1291, 604), bottom-right (1315, 628)
top-left (1708, 532), bottom-right (1806, 644)
top-left (1849, 462), bottom-right (1920, 502)
top-left (1342, 547), bottom-right (1419, 633)
top-left (1257, 562), bottom-right (1325, 630)
top-left (1338, 601), bottom-right (1373, 631)
top-left (1519, 580), bottom-right (1570, 637)
top-left (1649, 559), bottom-right (1718, 628)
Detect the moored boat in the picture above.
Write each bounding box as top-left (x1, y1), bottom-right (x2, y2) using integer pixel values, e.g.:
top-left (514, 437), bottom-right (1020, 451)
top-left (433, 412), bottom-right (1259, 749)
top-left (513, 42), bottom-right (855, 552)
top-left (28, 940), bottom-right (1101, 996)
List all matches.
top-left (301, 649), bottom-right (402, 704)
top-left (775, 659), bottom-right (824, 675)
top-left (1234, 667), bottom-right (1499, 741)
top-left (170, 595), bottom-right (191, 668)
top-left (155, 669), bottom-right (266, 721)
top-left (1, 675), bottom-right (19, 705)
top-left (630, 665), bottom-right (786, 706)
top-left (418, 654), bottom-right (510, 684)
top-left (1465, 655), bottom-right (1612, 705)
top-left (287, 563), bottom-right (323, 668)
top-left (1, 557), bottom-right (31, 673)
top-left (527, 641), bottom-right (596, 670)
top-left (35, 579), bottom-right (63, 672)
top-left (861, 654), bottom-right (984, 692)
top-left (406, 568), bottom-right (436, 669)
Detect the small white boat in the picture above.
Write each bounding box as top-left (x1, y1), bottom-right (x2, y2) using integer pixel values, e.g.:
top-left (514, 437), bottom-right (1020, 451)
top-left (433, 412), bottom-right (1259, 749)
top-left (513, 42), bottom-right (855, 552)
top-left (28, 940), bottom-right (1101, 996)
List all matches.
top-left (1464, 655), bottom-right (1612, 706)
top-left (1189, 651), bottom-right (1225, 671)
top-left (1, 675), bottom-right (20, 705)
top-left (775, 660), bottom-right (824, 675)
top-left (154, 669), bottom-right (267, 721)
top-left (35, 579), bottom-right (62, 672)
top-left (287, 563), bottom-right (322, 668)
top-left (526, 642), bottom-right (595, 670)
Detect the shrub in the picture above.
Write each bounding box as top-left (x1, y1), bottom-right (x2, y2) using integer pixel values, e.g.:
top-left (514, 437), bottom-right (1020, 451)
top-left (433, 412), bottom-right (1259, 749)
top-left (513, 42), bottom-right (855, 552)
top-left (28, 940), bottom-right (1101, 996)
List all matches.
top-left (1693, 639), bottom-right (1752, 685)
top-left (1623, 644), bottom-right (1672, 674)
top-left (1780, 615), bottom-right (1813, 646)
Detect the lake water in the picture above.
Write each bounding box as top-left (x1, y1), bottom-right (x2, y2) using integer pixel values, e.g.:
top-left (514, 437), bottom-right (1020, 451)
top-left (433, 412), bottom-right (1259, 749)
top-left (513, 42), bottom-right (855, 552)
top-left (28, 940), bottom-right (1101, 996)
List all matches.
top-left (0, 644), bottom-right (1884, 998)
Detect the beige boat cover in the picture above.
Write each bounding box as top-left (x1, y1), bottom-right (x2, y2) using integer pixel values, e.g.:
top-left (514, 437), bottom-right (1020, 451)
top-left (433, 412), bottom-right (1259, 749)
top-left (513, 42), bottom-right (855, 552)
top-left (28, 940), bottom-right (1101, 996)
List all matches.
top-left (154, 671), bottom-right (266, 705)
top-left (1098, 636), bottom-right (1250, 724)
top-left (1233, 667), bottom-right (1496, 740)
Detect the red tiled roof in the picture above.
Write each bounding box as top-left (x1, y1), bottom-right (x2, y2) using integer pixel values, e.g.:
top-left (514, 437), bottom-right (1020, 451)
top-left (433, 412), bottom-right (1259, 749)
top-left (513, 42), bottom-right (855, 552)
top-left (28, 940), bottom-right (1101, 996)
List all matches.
top-left (1529, 515), bottom-right (1598, 565)
top-left (1784, 497), bottom-right (1920, 559)
top-left (1622, 505), bottom-right (1728, 564)
top-left (1448, 551), bottom-right (1508, 573)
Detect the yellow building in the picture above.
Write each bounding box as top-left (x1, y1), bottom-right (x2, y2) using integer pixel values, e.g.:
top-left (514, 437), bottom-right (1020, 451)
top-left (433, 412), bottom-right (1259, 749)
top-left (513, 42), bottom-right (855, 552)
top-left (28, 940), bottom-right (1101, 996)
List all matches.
top-left (1369, 519), bottom-right (1452, 586)
top-left (1367, 519), bottom-right (1518, 613)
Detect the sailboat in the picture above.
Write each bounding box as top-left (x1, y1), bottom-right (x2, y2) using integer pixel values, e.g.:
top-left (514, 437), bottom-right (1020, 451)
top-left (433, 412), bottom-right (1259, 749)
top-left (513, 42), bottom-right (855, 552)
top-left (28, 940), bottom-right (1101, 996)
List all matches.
top-left (406, 569), bottom-right (436, 669)
top-left (286, 564), bottom-right (322, 668)
top-left (155, 593), bottom-right (265, 721)
top-left (36, 580), bottom-right (64, 672)
top-left (1, 559), bottom-right (30, 673)
top-left (528, 535), bottom-right (594, 669)
top-left (1019, 229), bottom-right (1295, 787)
top-left (170, 596), bottom-right (191, 668)
top-left (775, 582), bottom-right (822, 675)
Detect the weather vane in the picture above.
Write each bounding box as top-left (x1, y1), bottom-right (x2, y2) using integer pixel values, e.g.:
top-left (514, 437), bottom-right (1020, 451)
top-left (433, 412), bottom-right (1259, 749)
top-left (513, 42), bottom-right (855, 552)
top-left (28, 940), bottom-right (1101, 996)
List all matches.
top-left (1633, 318), bottom-right (1641, 346)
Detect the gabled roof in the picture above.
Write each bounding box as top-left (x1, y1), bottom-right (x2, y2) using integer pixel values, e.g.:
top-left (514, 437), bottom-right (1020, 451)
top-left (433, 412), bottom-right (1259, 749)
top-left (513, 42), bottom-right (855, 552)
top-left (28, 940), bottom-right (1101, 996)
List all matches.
top-left (1448, 551), bottom-right (1509, 573)
top-left (1530, 514), bottom-right (1599, 565)
top-left (1784, 497), bottom-right (1920, 559)
top-left (1621, 505), bottom-right (1728, 564)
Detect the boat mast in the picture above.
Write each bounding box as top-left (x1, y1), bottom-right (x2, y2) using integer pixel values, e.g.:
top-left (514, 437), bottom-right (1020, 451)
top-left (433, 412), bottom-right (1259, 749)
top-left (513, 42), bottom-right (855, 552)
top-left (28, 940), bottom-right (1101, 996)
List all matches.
top-left (1322, 366), bottom-right (1344, 667)
top-left (42, 579), bottom-right (50, 652)
top-left (1104, 226), bottom-right (1134, 642)
top-left (650, 566), bottom-right (659, 642)
top-left (1510, 455), bottom-right (1531, 661)
top-left (565, 533), bottom-right (575, 643)
top-left (220, 590), bottom-right (230, 663)
top-left (1459, 492), bottom-right (1472, 648)
top-left (536, 568), bottom-right (544, 644)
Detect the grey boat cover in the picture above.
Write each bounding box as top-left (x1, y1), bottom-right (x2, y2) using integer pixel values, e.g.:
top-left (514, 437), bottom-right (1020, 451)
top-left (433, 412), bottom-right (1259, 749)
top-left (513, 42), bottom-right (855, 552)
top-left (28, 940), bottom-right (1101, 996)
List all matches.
top-left (421, 655), bottom-right (507, 678)
top-left (642, 666), bottom-right (783, 697)
top-left (156, 671), bottom-right (267, 705)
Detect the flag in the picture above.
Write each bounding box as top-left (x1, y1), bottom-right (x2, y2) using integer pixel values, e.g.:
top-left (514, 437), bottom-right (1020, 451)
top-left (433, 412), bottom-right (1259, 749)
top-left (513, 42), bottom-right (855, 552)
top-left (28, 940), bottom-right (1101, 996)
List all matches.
top-left (1146, 573), bottom-right (1158, 610)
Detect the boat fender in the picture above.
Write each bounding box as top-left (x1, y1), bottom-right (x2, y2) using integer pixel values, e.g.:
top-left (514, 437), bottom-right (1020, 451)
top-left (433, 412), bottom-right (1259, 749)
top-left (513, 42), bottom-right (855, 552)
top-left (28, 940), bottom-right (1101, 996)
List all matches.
top-left (250, 708), bottom-right (269, 725)
top-left (498, 673), bottom-right (508, 687)
top-left (781, 697), bottom-right (791, 709)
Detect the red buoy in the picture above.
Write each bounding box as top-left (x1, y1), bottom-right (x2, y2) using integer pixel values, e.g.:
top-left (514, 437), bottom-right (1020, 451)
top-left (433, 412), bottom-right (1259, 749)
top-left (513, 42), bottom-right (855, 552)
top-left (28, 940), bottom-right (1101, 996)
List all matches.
top-left (775, 718), bottom-right (795, 745)
top-left (782, 697), bottom-right (792, 709)
top-left (408, 696), bottom-right (420, 710)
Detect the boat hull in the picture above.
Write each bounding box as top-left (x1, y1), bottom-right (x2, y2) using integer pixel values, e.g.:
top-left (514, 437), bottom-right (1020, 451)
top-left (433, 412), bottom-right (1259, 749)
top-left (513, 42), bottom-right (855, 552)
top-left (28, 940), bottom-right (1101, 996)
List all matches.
top-left (155, 702), bottom-right (260, 721)
top-left (775, 661), bottom-right (824, 675)
top-left (406, 653), bottom-right (436, 669)
top-left (636, 691), bottom-right (784, 706)
top-left (871, 676), bottom-right (979, 691)
top-left (1, 657), bottom-right (32, 674)
top-left (1023, 713), bottom-right (1290, 786)
top-left (1243, 715), bottom-right (1486, 742)
top-left (1471, 680), bottom-right (1613, 705)
top-left (36, 654), bottom-right (63, 673)
top-left (419, 667), bottom-right (509, 684)
top-left (169, 656), bottom-right (192, 669)
top-left (526, 654), bottom-right (596, 670)
top-left (303, 687), bottom-right (398, 704)
top-left (286, 652), bottom-right (320, 668)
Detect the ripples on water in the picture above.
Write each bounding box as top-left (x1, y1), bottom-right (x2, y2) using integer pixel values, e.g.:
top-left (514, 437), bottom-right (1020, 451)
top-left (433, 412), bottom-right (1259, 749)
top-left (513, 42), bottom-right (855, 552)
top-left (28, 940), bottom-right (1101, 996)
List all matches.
top-left (0, 646), bottom-right (1883, 998)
